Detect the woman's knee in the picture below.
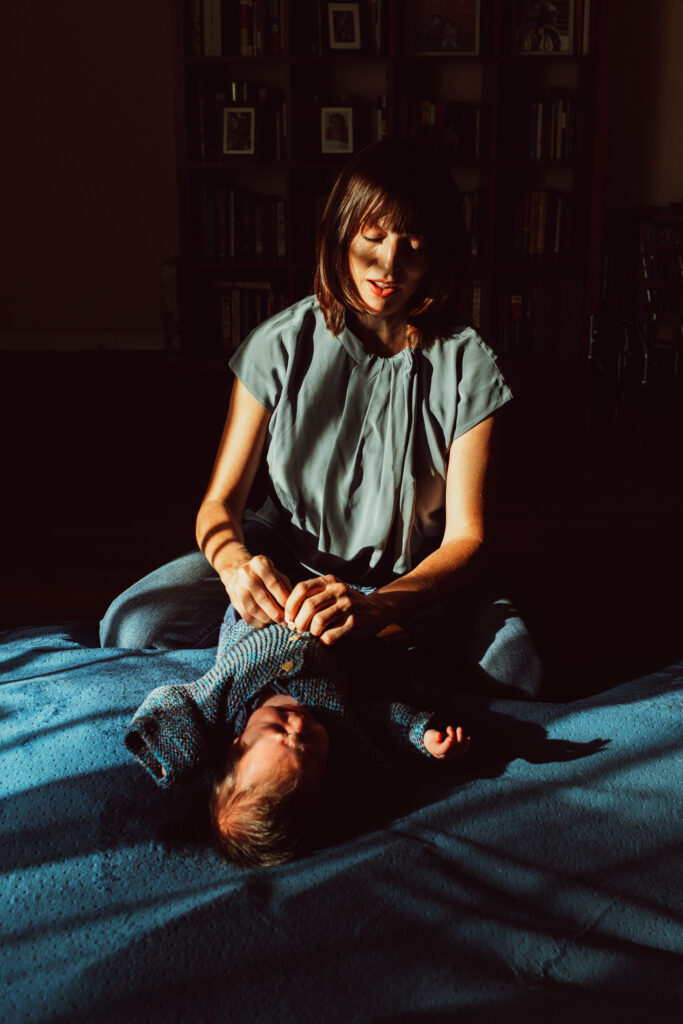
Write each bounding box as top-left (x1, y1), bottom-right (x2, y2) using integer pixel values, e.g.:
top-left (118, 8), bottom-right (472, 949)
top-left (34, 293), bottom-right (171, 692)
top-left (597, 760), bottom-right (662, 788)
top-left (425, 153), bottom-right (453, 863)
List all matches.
top-left (99, 551), bottom-right (225, 650)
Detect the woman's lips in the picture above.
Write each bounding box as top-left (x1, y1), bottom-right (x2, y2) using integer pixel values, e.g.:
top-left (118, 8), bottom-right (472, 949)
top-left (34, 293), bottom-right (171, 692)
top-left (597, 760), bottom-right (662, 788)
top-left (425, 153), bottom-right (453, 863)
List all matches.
top-left (368, 280), bottom-right (398, 298)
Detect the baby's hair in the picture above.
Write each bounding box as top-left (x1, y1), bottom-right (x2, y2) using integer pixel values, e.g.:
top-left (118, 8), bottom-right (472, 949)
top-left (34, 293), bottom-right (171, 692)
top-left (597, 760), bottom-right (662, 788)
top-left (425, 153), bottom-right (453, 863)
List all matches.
top-left (209, 739), bottom-right (315, 867)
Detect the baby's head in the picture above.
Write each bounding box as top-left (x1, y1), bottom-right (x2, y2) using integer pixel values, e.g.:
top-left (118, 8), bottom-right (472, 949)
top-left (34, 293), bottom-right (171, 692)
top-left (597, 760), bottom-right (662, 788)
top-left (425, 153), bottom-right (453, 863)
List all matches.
top-left (209, 694), bottom-right (330, 867)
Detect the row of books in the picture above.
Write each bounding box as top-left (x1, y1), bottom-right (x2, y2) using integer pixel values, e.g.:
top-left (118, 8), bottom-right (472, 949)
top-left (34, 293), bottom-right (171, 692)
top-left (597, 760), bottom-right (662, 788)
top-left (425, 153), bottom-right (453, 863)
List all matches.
top-left (504, 93), bottom-right (577, 162)
top-left (195, 184), bottom-right (286, 262)
top-left (190, 1), bottom-right (283, 57)
top-left (412, 101), bottom-right (483, 161)
top-left (512, 190), bottom-right (573, 257)
top-left (193, 78), bottom-right (285, 161)
top-left (203, 280), bottom-right (288, 356)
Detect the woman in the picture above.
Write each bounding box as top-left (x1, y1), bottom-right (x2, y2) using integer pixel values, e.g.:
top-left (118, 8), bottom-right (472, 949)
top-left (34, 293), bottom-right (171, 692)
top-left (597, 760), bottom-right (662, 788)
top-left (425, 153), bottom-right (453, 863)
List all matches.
top-left (101, 140), bottom-right (541, 698)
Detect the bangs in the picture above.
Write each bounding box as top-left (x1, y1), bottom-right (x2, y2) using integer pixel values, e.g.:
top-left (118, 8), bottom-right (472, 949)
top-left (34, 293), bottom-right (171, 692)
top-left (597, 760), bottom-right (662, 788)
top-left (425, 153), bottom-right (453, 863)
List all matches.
top-left (354, 187), bottom-right (428, 242)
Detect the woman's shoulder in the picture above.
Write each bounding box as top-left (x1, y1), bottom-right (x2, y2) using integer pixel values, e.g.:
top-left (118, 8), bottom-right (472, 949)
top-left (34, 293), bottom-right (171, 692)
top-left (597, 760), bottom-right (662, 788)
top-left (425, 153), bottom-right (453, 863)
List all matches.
top-left (422, 324), bottom-right (498, 363)
top-left (421, 325), bottom-right (508, 386)
top-left (228, 295), bottom-right (328, 409)
top-left (418, 325), bottom-right (513, 435)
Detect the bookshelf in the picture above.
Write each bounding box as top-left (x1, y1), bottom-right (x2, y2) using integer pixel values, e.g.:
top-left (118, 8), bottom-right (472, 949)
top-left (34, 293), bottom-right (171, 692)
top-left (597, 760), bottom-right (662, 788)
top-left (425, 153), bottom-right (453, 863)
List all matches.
top-left (172, 0), bottom-right (615, 369)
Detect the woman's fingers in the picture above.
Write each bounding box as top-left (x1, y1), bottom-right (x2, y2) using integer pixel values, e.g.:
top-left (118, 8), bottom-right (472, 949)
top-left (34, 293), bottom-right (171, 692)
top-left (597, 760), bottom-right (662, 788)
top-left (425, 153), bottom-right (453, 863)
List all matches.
top-left (285, 576), bottom-right (344, 631)
top-left (284, 575), bottom-right (380, 642)
top-left (318, 614), bottom-right (355, 645)
top-left (284, 576), bottom-right (329, 624)
top-left (223, 555), bottom-right (292, 626)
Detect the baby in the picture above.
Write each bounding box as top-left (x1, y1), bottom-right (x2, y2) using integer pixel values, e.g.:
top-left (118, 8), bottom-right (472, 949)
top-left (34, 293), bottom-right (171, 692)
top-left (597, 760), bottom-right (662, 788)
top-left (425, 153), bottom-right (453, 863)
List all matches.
top-left (126, 612), bottom-right (470, 867)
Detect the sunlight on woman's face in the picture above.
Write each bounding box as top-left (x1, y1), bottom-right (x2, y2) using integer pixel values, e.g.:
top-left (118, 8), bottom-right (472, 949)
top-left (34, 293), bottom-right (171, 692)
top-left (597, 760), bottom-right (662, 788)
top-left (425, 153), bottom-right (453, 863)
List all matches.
top-left (348, 218), bottom-right (430, 318)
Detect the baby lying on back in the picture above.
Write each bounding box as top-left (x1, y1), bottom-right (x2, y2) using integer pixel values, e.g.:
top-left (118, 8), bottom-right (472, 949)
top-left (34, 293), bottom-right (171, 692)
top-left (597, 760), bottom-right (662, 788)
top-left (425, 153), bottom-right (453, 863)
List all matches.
top-left (126, 611), bottom-right (470, 867)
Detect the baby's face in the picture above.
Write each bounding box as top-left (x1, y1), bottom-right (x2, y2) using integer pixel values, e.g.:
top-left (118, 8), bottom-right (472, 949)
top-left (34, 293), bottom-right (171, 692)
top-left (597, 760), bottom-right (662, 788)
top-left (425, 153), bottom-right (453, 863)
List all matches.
top-left (234, 694), bottom-right (330, 796)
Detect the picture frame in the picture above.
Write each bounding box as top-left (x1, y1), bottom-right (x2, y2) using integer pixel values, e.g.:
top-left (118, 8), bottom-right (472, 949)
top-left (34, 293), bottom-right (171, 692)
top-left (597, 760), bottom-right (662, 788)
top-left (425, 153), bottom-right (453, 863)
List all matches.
top-left (512, 0), bottom-right (574, 55)
top-left (320, 105), bottom-right (354, 155)
top-left (405, 0), bottom-right (480, 56)
top-left (221, 106), bottom-right (255, 156)
top-left (325, 2), bottom-right (362, 52)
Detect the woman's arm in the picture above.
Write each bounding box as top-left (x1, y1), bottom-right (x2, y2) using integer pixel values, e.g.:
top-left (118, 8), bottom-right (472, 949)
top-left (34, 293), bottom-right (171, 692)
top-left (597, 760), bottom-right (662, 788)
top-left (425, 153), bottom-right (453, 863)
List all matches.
top-left (196, 378), bottom-right (292, 626)
top-left (368, 412), bottom-right (495, 622)
top-left (283, 414), bottom-right (496, 643)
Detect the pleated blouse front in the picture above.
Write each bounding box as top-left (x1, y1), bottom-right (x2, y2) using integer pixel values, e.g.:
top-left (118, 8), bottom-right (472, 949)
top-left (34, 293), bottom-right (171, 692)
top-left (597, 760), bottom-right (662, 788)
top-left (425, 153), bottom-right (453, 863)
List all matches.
top-left (229, 296), bottom-right (512, 585)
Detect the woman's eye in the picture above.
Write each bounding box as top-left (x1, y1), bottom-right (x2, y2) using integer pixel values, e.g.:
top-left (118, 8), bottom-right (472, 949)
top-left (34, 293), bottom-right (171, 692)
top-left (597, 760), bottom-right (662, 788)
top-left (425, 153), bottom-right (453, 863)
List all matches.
top-left (362, 235), bottom-right (384, 243)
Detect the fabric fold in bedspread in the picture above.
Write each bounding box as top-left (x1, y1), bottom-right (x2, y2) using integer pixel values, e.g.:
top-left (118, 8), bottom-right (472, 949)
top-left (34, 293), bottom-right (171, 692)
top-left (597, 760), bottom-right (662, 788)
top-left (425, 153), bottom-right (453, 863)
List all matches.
top-left (1, 623), bottom-right (682, 1023)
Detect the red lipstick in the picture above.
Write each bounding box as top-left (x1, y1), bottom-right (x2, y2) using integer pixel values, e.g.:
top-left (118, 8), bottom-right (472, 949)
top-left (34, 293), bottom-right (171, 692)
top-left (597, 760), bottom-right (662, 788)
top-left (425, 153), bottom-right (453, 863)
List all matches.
top-left (368, 280), bottom-right (397, 297)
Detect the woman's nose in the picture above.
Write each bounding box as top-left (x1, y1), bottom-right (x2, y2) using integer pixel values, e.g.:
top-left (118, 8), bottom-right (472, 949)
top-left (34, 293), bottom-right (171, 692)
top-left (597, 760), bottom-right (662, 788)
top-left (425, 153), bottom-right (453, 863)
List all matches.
top-left (378, 237), bottom-right (400, 275)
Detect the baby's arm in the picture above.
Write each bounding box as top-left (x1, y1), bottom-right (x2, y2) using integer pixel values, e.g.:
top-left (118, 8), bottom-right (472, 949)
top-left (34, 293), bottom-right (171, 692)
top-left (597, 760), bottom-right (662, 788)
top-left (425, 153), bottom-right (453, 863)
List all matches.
top-left (423, 725), bottom-right (470, 759)
top-left (357, 701), bottom-right (471, 762)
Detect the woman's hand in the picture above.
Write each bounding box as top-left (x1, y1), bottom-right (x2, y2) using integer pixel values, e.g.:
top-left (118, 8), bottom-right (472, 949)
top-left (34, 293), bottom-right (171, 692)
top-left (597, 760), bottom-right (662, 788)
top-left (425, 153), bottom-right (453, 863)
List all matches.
top-left (423, 726), bottom-right (471, 759)
top-left (220, 555), bottom-right (292, 628)
top-left (283, 574), bottom-right (387, 645)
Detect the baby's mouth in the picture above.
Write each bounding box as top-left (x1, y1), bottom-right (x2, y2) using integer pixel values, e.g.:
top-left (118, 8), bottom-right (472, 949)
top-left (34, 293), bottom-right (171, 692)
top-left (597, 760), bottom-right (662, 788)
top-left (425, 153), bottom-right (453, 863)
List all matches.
top-left (368, 280), bottom-right (397, 298)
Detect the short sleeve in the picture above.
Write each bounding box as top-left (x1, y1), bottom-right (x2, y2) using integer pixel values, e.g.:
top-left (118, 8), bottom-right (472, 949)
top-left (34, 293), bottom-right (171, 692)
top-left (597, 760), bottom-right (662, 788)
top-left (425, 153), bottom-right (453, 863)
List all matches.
top-left (228, 316), bottom-right (289, 413)
top-left (451, 329), bottom-right (513, 441)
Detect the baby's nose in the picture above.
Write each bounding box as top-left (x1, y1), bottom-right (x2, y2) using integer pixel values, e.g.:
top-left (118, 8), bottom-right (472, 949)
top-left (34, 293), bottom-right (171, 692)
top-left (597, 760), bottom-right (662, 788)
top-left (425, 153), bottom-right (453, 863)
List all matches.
top-left (287, 712), bottom-right (306, 734)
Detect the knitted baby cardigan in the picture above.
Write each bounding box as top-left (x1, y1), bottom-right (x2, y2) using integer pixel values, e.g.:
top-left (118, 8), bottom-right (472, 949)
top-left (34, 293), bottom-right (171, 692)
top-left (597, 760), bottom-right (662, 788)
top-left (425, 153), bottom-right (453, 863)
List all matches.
top-left (125, 617), bottom-right (439, 788)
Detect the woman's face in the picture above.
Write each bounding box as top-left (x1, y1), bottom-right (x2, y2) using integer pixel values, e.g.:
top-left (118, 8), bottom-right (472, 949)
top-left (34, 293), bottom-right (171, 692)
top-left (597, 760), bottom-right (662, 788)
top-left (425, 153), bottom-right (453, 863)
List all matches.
top-left (348, 218), bottom-right (430, 319)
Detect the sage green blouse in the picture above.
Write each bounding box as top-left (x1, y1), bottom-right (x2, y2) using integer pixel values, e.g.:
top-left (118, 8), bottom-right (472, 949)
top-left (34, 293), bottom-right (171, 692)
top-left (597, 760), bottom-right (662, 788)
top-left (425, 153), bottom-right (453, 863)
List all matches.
top-left (229, 296), bottom-right (512, 585)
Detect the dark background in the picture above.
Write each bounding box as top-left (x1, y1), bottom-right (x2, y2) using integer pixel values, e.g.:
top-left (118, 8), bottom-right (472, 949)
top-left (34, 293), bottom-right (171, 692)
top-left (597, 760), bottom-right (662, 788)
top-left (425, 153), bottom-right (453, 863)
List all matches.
top-left (2, 1), bottom-right (682, 697)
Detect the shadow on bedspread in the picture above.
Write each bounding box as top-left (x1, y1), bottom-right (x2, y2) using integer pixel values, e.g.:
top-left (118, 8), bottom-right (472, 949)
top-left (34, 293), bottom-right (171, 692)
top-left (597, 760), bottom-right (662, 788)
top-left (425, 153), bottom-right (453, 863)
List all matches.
top-left (1, 624), bottom-right (681, 1024)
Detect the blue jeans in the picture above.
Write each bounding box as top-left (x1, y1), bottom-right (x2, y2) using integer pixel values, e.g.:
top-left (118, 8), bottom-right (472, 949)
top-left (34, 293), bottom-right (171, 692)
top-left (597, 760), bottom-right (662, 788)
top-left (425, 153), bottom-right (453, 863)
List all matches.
top-left (99, 520), bottom-right (543, 699)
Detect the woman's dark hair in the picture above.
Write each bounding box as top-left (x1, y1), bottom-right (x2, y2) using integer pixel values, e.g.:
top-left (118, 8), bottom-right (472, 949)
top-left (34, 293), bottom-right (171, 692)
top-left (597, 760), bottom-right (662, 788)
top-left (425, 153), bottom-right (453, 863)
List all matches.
top-left (314, 139), bottom-right (471, 348)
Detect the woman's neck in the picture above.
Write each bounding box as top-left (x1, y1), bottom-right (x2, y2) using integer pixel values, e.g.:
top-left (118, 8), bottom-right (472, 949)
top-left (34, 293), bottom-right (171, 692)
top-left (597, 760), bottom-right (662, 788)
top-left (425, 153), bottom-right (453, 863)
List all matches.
top-left (348, 310), bottom-right (410, 357)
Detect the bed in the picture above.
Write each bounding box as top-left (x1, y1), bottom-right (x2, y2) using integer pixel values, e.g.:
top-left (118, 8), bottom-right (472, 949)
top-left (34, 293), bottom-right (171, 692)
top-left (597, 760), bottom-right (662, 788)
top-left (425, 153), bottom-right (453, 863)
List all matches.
top-left (1, 621), bottom-right (682, 1023)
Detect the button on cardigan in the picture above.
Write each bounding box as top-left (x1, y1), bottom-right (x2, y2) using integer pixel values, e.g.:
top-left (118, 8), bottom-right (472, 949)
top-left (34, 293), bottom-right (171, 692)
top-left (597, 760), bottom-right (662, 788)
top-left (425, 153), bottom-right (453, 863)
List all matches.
top-left (229, 296), bottom-right (512, 586)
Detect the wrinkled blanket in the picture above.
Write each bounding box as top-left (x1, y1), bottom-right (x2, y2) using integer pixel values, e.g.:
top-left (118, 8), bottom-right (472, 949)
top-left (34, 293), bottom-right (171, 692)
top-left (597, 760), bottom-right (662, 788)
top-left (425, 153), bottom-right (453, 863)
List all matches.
top-left (1, 623), bottom-right (682, 1023)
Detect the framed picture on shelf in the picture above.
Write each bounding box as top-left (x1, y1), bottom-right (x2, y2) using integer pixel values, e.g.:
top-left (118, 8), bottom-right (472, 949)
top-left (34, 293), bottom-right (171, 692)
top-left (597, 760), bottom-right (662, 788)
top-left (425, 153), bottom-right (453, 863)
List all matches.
top-left (221, 107), bottom-right (255, 156)
top-left (320, 105), bottom-right (354, 155)
top-left (405, 0), bottom-right (480, 56)
top-left (512, 0), bottom-right (574, 55)
top-left (325, 2), bottom-right (362, 51)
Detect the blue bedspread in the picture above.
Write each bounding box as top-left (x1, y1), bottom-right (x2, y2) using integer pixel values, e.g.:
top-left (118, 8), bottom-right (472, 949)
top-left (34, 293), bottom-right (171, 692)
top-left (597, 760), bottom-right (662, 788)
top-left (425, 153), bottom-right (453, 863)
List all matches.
top-left (1, 624), bottom-right (682, 1023)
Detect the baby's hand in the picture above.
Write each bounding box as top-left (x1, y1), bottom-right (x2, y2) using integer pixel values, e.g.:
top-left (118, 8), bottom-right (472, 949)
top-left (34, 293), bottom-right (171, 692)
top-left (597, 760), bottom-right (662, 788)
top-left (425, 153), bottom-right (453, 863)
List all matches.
top-left (424, 725), bottom-right (471, 759)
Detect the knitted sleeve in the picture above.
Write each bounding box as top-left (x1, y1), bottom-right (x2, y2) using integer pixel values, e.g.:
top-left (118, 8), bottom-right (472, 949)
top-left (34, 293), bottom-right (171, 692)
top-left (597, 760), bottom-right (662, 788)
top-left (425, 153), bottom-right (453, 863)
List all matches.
top-left (356, 700), bottom-right (440, 761)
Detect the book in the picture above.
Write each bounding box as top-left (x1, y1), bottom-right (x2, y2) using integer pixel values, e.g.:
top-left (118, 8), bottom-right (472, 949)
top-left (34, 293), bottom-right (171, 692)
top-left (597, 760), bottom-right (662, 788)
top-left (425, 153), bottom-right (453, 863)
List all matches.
top-left (240, 0), bottom-right (253, 56)
top-left (502, 291), bottom-right (534, 353)
top-left (202, 0), bottom-right (222, 56)
top-left (268, 0), bottom-right (282, 56)
top-left (462, 191), bottom-right (480, 257)
top-left (471, 280), bottom-right (481, 329)
top-left (188, 0), bottom-right (202, 56)
top-left (581, 0), bottom-right (591, 54)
